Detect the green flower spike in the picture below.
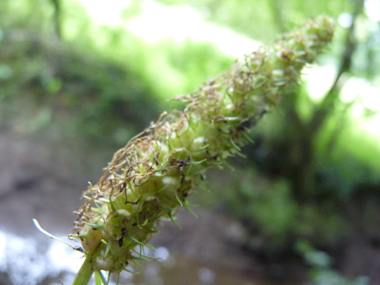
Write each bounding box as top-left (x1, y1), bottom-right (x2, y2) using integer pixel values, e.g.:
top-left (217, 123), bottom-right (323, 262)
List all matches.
top-left (69, 16), bottom-right (334, 284)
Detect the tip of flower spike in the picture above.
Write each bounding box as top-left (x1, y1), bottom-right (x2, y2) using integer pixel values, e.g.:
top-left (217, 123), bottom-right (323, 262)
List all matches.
top-left (308, 15), bottom-right (335, 42)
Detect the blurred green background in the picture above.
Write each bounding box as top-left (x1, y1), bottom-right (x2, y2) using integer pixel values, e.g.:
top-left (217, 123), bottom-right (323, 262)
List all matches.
top-left (1, 0), bottom-right (380, 284)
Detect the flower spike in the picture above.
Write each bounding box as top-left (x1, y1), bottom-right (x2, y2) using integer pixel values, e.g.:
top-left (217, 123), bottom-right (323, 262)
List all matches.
top-left (42, 16), bottom-right (334, 284)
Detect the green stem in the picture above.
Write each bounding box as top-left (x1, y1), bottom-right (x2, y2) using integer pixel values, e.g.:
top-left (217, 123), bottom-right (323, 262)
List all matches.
top-left (95, 270), bottom-right (108, 285)
top-left (73, 252), bottom-right (95, 285)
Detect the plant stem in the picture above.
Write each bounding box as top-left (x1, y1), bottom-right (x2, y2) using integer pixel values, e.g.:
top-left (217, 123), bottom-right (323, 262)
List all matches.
top-left (72, 252), bottom-right (95, 285)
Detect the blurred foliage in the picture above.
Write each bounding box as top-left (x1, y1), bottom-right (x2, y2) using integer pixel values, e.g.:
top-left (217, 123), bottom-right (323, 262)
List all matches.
top-left (0, 0), bottom-right (160, 148)
top-left (296, 240), bottom-right (370, 285)
top-left (1, 0), bottom-right (380, 282)
top-left (0, 0), bottom-right (230, 148)
top-left (0, 34), bottom-right (161, 144)
top-left (156, 0), bottom-right (353, 40)
top-left (352, 14), bottom-right (380, 80)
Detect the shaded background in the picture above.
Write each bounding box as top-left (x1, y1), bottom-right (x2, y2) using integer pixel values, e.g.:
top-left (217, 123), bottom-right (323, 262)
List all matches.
top-left (1, 0), bottom-right (380, 284)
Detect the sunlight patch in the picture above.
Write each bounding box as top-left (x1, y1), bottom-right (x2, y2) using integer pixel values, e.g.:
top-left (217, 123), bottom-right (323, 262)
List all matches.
top-left (78, 0), bottom-right (260, 57)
